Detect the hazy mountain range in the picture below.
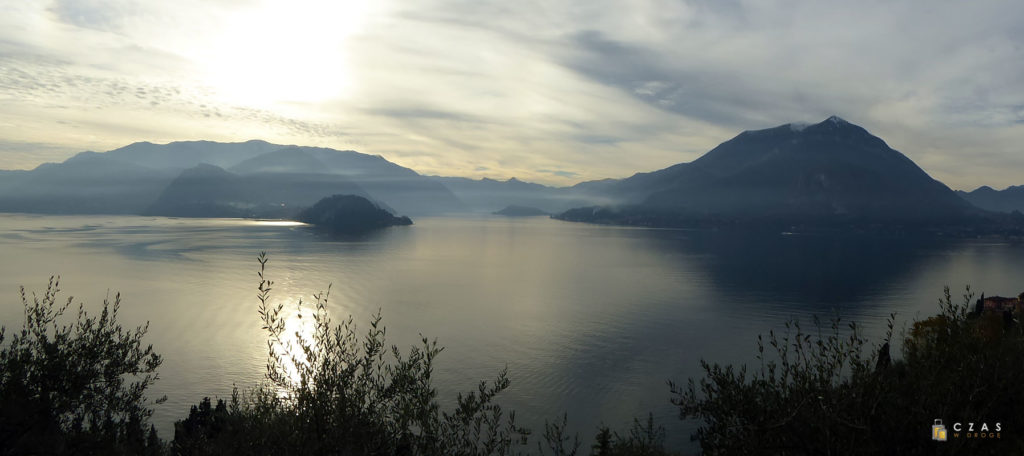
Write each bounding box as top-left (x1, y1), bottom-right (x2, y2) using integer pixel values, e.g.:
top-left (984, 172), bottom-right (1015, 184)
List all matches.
top-left (0, 117), bottom-right (1021, 228)
top-left (429, 176), bottom-right (614, 214)
top-left (956, 186), bottom-right (1024, 214)
top-left (0, 140), bottom-right (465, 217)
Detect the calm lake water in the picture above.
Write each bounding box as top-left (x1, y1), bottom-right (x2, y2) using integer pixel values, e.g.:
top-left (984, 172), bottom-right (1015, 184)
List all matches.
top-left (2, 213), bottom-right (1023, 450)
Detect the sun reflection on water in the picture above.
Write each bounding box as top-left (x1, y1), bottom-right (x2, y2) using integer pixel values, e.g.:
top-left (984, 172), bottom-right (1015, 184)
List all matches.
top-left (251, 220), bottom-right (307, 227)
top-left (268, 299), bottom-right (319, 398)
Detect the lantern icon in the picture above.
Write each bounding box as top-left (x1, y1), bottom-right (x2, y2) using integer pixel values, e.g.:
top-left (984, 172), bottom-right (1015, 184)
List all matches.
top-left (932, 419), bottom-right (947, 441)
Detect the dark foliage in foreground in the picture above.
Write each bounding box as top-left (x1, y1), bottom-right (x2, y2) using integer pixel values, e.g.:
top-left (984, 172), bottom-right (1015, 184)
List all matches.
top-left (168, 253), bottom-right (677, 456)
top-left (673, 286), bottom-right (1024, 455)
top-left (170, 252), bottom-right (528, 455)
top-left (0, 278), bottom-right (164, 455)
top-left (11, 254), bottom-right (1024, 455)
top-left (0, 255), bottom-right (674, 455)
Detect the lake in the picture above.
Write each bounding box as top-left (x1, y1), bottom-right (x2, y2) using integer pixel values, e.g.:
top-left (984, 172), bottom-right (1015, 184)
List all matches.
top-left (1, 213), bottom-right (1022, 450)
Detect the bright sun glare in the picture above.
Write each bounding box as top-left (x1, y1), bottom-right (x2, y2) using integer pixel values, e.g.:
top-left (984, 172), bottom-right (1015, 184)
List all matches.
top-left (200, 0), bottom-right (373, 107)
top-left (279, 307), bottom-right (317, 390)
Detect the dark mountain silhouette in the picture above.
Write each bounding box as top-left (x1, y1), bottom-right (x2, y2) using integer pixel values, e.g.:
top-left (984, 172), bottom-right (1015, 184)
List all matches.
top-left (146, 164), bottom-right (372, 218)
top-left (296, 194), bottom-right (412, 233)
top-left (557, 116), bottom-right (979, 226)
top-left (956, 186), bottom-right (1024, 214)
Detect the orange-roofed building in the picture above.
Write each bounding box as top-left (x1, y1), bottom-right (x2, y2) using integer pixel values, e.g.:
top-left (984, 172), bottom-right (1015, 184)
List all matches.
top-left (982, 296), bottom-right (1024, 313)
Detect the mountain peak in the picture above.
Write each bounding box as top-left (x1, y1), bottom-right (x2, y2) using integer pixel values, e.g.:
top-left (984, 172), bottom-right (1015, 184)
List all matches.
top-left (635, 115), bottom-right (972, 220)
top-left (787, 116), bottom-right (848, 133)
top-left (66, 151), bottom-right (101, 162)
top-left (799, 115), bottom-right (869, 137)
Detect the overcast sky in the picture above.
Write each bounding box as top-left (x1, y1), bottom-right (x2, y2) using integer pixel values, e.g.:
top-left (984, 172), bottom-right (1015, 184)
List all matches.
top-left (0, 1), bottom-right (1021, 188)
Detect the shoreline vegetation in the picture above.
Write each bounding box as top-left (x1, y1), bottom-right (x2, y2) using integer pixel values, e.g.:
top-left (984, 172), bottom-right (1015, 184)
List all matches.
top-left (2, 254), bottom-right (1024, 454)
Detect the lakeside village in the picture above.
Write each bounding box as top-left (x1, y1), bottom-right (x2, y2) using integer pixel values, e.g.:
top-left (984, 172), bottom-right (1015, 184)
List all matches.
top-left (975, 292), bottom-right (1024, 319)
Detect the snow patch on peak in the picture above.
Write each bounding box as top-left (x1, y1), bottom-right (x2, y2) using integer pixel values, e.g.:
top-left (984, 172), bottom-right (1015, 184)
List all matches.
top-left (826, 115), bottom-right (848, 124)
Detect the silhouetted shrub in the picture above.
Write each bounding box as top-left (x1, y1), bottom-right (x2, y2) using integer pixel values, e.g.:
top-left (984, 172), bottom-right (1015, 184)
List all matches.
top-left (672, 286), bottom-right (1024, 455)
top-left (0, 277), bottom-right (164, 455)
top-left (172, 253), bottom-right (529, 455)
top-left (40, 255), bottom-right (1024, 455)
top-left (591, 414), bottom-right (673, 456)
top-left (534, 412), bottom-right (675, 456)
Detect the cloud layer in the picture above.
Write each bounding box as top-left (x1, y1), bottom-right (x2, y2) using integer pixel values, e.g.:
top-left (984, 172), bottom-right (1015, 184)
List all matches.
top-left (0, 0), bottom-right (1021, 188)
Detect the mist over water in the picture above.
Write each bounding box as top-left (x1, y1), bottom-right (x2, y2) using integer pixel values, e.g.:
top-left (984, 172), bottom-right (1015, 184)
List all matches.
top-left (1, 214), bottom-right (1022, 449)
